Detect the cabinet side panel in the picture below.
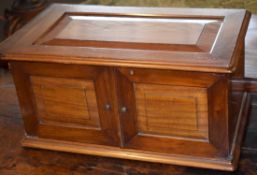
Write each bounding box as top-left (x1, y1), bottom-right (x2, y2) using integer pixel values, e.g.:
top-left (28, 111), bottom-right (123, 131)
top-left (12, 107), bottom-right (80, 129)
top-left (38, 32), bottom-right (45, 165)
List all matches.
top-left (208, 77), bottom-right (229, 156)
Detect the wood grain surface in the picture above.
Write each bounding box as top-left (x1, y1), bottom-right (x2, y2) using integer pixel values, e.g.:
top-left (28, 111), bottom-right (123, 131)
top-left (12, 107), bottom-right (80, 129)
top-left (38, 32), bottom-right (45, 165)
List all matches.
top-left (0, 66), bottom-right (256, 175)
top-left (0, 4), bottom-right (250, 73)
top-left (0, 5), bottom-right (257, 175)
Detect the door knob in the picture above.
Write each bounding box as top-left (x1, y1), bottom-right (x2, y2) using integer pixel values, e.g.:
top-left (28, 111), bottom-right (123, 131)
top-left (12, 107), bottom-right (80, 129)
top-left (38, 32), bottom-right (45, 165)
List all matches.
top-left (105, 104), bottom-right (111, 110)
top-left (120, 106), bottom-right (127, 113)
top-left (129, 69), bottom-right (134, 75)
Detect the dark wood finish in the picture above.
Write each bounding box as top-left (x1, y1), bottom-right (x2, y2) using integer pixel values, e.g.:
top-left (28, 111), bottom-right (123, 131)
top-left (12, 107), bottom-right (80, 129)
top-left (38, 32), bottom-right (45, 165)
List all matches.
top-left (116, 68), bottom-right (228, 157)
top-left (0, 4), bottom-right (251, 73)
top-left (0, 69), bottom-right (257, 175)
top-left (10, 62), bottom-right (121, 146)
top-left (1, 13), bottom-right (257, 175)
top-left (1, 13), bottom-right (257, 174)
top-left (0, 4), bottom-right (251, 171)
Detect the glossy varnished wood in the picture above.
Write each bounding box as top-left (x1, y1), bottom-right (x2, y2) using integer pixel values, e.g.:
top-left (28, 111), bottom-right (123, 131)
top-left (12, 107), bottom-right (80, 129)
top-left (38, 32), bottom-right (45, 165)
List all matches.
top-left (10, 62), bottom-right (121, 146)
top-left (0, 13), bottom-right (257, 175)
top-left (7, 61), bottom-right (249, 170)
top-left (36, 15), bottom-right (221, 52)
top-left (0, 68), bottom-right (257, 174)
top-left (0, 4), bottom-right (251, 171)
top-left (116, 68), bottom-right (231, 158)
top-left (134, 83), bottom-right (208, 139)
top-left (0, 4), bottom-right (251, 73)
top-left (31, 76), bottom-right (100, 128)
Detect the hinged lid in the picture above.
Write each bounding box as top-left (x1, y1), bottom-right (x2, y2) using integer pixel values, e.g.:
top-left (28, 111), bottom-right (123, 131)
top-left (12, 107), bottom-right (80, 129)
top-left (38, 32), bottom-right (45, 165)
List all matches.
top-left (0, 4), bottom-right (250, 73)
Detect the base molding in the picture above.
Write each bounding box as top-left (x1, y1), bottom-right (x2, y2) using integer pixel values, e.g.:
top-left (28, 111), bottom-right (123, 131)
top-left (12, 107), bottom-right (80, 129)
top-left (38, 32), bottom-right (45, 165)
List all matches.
top-left (22, 136), bottom-right (235, 171)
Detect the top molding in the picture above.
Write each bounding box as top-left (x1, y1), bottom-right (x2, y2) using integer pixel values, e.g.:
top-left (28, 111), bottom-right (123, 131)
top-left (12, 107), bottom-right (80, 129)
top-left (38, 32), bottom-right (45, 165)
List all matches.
top-left (0, 4), bottom-right (251, 73)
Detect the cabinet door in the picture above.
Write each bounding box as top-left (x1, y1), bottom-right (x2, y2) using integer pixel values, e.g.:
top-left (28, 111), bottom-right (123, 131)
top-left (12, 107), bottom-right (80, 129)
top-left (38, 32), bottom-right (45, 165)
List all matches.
top-left (116, 68), bottom-right (229, 158)
top-left (11, 62), bottom-right (120, 146)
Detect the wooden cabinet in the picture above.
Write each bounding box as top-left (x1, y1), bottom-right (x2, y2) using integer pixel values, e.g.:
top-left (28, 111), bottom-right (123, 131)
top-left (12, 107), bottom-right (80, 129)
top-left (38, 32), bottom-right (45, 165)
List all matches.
top-left (0, 4), bottom-right (251, 171)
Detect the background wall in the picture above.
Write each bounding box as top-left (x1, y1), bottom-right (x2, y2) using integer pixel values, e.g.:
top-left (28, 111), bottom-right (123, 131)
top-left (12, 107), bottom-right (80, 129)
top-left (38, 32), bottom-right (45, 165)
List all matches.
top-left (0, 1), bottom-right (13, 41)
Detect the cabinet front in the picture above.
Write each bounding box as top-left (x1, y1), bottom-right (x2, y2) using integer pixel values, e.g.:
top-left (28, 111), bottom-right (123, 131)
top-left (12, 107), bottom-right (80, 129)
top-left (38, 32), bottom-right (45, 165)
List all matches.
top-left (11, 62), bottom-right (120, 146)
top-left (116, 68), bottom-right (229, 158)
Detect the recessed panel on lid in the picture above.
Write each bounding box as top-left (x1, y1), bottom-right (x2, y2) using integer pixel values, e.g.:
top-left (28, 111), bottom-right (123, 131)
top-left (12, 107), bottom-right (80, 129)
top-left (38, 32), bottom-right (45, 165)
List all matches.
top-left (35, 13), bottom-right (223, 52)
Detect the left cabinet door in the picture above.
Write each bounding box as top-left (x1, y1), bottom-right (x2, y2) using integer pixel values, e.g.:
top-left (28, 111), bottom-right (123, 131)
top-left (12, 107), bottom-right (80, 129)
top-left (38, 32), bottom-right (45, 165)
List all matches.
top-left (11, 62), bottom-right (120, 146)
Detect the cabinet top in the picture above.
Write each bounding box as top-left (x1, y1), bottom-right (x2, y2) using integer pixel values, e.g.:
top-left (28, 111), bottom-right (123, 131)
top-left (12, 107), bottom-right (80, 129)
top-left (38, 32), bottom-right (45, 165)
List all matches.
top-left (0, 4), bottom-right (251, 73)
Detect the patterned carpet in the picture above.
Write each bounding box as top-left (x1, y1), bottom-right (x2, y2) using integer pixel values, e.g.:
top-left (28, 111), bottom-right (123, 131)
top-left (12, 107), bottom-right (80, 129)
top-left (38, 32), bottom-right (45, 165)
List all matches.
top-left (82, 0), bottom-right (257, 13)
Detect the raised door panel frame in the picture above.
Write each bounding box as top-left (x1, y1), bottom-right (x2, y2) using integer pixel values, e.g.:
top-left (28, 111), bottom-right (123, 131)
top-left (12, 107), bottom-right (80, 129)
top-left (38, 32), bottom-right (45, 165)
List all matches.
top-left (116, 67), bottom-right (229, 158)
top-left (10, 62), bottom-right (121, 146)
top-left (134, 83), bottom-right (209, 140)
top-left (30, 76), bottom-right (100, 129)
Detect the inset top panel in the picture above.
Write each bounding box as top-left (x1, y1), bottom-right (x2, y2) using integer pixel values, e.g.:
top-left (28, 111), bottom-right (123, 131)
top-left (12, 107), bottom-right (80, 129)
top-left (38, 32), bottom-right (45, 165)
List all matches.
top-left (0, 4), bottom-right (250, 73)
top-left (35, 13), bottom-right (222, 52)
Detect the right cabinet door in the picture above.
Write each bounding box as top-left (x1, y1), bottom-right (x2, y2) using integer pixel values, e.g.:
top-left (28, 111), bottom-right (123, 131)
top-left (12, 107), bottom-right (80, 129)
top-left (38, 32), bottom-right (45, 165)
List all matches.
top-left (116, 67), bottom-right (230, 158)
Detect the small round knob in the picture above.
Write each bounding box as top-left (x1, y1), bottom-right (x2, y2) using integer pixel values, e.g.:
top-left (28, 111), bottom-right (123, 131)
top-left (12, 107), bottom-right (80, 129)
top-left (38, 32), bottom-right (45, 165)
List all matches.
top-left (120, 106), bottom-right (127, 113)
top-left (105, 104), bottom-right (111, 110)
top-left (129, 70), bottom-right (134, 75)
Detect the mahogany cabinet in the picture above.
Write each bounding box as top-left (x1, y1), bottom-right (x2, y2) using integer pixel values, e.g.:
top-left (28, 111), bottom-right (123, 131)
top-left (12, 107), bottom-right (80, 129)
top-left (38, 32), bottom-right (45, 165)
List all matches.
top-left (0, 4), bottom-right (251, 171)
